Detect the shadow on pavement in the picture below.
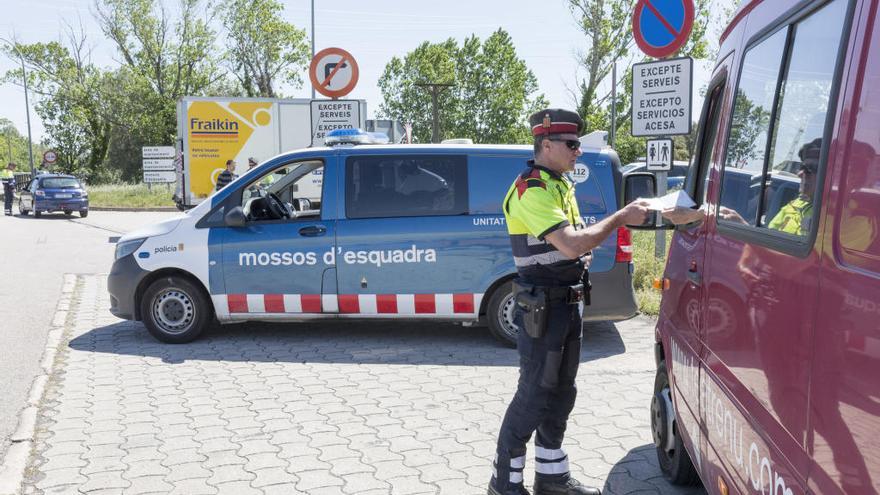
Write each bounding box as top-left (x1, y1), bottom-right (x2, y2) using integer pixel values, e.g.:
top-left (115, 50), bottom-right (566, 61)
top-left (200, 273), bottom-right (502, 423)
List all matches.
top-left (68, 319), bottom-right (627, 366)
top-left (603, 444), bottom-right (707, 495)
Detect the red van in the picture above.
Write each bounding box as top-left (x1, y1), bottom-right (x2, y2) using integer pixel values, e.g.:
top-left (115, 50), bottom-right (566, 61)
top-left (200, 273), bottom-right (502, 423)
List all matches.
top-left (624, 0), bottom-right (880, 493)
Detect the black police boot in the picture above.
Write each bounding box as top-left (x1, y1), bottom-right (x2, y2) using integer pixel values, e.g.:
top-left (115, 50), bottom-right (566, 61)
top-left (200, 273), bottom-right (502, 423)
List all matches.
top-left (533, 476), bottom-right (601, 495)
top-left (488, 481), bottom-right (530, 495)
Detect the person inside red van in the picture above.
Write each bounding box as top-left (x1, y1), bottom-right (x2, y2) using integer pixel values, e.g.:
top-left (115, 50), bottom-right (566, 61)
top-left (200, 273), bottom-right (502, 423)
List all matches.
top-left (766, 138), bottom-right (820, 235)
top-left (661, 139), bottom-right (822, 232)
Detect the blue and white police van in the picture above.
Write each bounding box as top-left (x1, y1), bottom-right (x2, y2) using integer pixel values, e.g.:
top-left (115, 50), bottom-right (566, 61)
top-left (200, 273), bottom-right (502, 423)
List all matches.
top-left (108, 130), bottom-right (638, 346)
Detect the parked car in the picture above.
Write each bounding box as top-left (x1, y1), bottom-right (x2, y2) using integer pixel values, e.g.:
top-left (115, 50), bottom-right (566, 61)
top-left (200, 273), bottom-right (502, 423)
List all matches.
top-left (18, 174), bottom-right (89, 218)
top-left (622, 161), bottom-right (689, 189)
top-left (108, 130), bottom-right (638, 346)
top-left (623, 0), bottom-right (880, 493)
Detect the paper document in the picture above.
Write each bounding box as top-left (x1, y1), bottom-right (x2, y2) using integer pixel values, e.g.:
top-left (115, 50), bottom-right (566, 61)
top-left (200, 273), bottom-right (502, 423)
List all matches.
top-left (641, 190), bottom-right (696, 211)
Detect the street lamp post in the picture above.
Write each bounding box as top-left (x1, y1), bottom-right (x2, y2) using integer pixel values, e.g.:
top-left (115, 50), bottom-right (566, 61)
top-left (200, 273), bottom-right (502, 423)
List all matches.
top-left (310, 0), bottom-right (315, 99)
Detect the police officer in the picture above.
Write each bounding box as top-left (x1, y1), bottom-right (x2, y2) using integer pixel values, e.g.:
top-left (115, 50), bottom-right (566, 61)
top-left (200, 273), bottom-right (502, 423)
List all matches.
top-left (1, 162), bottom-right (16, 215)
top-left (490, 109), bottom-right (649, 495)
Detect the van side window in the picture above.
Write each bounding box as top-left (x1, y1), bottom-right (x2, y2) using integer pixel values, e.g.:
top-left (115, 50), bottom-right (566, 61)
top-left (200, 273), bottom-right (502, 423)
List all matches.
top-left (719, 29), bottom-right (787, 226)
top-left (241, 160), bottom-right (324, 222)
top-left (345, 155), bottom-right (468, 218)
top-left (719, 0), bottom-right (848, 240)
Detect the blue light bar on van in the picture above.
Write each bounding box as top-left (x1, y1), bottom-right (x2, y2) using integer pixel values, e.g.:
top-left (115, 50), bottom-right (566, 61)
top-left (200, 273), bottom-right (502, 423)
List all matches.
top-left (324, 128), bottom-right (390, 146)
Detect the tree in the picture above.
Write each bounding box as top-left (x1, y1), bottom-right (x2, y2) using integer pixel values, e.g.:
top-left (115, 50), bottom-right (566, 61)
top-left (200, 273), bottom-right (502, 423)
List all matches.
top-left (218, 0), bottom-right (310, 97)
top-left (725, 90), bottom-right (771, 169)
top-left (2, 32), bottom-right (112, 181)
top-left (378, 29), bottom-right (546, 144)
top-left (94, 0), bottom-right (223, 180)
top-left (0, 118), bottom-right (41, 168)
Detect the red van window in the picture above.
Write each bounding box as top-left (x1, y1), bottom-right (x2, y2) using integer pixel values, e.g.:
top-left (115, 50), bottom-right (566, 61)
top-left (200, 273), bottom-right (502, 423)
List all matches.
top-left (719, 0), bottom-right (848, 241)
top-left (837, 9), bottom-right (880, 273)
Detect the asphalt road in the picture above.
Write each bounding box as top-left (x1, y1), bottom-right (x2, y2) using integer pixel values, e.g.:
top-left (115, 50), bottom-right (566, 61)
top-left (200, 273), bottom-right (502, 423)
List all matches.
top-left (0, 210), bottom-right (181, 460)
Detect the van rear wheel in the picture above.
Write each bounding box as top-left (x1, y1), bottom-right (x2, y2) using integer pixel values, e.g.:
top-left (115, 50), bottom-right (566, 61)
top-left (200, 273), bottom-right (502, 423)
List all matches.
top-left (651, 361), bottom-right (700, 485)
top-left (141, 276), bottom-right (211, 344)
top-left (487, 280), bottom-right (517, 348)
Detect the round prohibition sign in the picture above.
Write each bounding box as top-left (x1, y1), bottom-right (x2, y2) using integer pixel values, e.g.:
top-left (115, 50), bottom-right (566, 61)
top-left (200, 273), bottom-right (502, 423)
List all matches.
top-left (309, 47), bottom-right (360, 99)
top-left (632, 0), bottom-right (694, 59)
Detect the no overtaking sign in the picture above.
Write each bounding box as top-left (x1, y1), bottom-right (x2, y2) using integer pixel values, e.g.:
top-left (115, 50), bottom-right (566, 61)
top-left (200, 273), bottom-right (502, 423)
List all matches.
top-left (631, 57), bottom-right (692, 137)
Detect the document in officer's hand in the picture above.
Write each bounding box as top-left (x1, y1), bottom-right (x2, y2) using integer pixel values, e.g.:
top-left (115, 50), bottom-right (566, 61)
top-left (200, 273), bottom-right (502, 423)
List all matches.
top-left (641, 190), bottom-right (696, 211)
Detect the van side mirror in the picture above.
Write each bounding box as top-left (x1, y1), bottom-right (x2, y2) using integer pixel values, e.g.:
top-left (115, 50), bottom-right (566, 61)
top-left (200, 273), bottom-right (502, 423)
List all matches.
top-left (622, 172), bottom-right (664, 230)
top-left (622, 172), bottom-right (657, 205)
top-left (224, 206), bottom-right (247, 227)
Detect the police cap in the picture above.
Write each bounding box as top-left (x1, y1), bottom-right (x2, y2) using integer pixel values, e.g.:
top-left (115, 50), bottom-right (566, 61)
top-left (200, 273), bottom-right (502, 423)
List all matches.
top-left (798, 138), bottom-right (822, 173)
top-left (529, 108), bottom-right (584, 137)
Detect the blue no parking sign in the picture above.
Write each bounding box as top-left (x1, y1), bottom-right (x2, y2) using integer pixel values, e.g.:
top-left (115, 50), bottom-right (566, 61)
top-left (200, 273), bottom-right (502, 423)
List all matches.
top-left (632, 0), bottom-right (694, 59)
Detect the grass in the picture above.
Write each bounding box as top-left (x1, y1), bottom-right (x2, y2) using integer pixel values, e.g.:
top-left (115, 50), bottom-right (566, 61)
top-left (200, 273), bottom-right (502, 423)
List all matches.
top-left (86, 183), bottom-right (177, 208)
top-left (631, 229), bottom-right (674, 317)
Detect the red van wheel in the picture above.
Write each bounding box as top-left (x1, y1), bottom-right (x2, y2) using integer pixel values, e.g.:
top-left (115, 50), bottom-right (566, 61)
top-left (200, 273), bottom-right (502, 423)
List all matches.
top-left (651, 361), bottom-right (700, 485)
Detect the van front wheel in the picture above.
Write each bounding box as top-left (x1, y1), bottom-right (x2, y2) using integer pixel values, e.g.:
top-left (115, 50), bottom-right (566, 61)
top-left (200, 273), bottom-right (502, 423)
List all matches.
top-left (141, 276), bottom-right (211, 344)
top-left (651, 361), bottom-right (700, 485)
top-left (487, 281), bottom-right (518, 348)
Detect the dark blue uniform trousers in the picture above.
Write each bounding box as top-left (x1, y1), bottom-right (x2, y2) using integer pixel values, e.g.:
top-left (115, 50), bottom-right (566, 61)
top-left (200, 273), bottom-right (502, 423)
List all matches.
top-left (492, 298), bottom-right (583, 491)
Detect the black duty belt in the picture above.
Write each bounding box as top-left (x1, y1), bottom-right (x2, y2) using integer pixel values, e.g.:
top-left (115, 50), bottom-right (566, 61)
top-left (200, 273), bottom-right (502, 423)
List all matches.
top-left (514, 281), bottom-right (585, 305)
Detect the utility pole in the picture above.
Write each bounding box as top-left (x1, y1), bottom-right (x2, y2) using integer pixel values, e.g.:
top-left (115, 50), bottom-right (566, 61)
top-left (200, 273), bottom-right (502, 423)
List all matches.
top-left (5, 130), bottom-right (12, 164)
top-left (1, 37), bottom-right (35, 176)
top-left (415, 83), bottom-right (453, 143)
top-left (610, 63), bottom-right (617, 148)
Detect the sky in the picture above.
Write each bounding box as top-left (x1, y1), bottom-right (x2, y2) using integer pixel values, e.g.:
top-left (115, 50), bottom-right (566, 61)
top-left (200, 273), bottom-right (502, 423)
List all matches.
top-left (0, 0), bottom-right (720, 142)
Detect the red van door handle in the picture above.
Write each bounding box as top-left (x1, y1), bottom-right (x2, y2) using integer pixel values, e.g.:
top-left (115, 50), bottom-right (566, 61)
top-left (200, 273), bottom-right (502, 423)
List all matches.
top-left (299, 225), bottom-right (326, 237)
top-left (687, 260), bottom-right (701, 286)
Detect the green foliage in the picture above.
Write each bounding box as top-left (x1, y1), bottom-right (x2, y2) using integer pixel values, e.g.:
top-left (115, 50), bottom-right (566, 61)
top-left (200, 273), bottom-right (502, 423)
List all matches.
top-left (631, 229), bottom-right (673, 316)
top-left (377, 29), bottom-right (546, 144)
top-left (726, 90), bottom-right (772, 169)
top-left (87, 182), bottom-right (176, 207)
top-left (94, 0), bottom-right (223, 181)
top-left (569, 0), bottom-right (719, 163)
top-left (2, 39), bottom-right (112, 182)
top-left (0, 118), bottom-right (43, 169)
top-left (218, 0), bottom-right (310, 97)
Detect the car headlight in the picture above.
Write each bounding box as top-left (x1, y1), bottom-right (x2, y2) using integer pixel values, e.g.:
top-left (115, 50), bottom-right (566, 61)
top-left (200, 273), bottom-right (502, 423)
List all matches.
top-left (115, 238), bottom-right (146, 260)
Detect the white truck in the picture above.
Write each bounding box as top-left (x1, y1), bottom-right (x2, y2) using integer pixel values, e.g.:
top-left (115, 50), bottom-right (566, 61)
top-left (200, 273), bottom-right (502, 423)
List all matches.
top-left (174, 96), bottom-right (367, 208)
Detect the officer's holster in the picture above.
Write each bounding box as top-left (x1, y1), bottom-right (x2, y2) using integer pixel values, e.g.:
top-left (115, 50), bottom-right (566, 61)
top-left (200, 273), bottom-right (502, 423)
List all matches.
top-left (512, 280), bottom-right (586, 338)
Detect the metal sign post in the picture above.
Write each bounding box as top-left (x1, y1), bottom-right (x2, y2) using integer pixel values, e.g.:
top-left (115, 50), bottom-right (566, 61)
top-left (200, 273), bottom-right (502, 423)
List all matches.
top-left (142, 146), bottom-right (176, 189)
top-left (647, 138), bottom-right (673, 258)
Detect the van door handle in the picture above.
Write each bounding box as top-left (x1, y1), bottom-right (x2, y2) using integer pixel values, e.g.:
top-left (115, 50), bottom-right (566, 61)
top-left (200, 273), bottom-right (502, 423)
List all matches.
top-left (299, 225), bottom-right (326, 237)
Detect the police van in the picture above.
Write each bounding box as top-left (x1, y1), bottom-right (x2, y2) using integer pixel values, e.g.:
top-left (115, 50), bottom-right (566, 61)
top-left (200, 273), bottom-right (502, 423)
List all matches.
top-left (109, 130), bottom-right (637, 346)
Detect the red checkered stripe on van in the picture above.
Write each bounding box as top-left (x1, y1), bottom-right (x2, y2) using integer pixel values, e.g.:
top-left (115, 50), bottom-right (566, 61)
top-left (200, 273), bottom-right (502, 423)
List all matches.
top-left (217, 293), bottom-right (484, 315)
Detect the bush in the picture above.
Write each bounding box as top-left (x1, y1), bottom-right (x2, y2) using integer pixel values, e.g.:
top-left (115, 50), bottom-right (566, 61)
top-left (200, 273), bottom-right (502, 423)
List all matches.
top-left (631, 229), bottom-right (674, 317)
top-left (87, 183), bottom-right (176, 208)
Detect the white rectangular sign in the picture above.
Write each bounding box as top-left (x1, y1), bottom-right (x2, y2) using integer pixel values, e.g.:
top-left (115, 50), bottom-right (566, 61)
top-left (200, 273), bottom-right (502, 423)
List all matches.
top-left (646, 138), bottom-right (674, 171)
top-left (142, 158), bottom-right (175, 171)
top-left (310, 100), bottom-right (362, 146)
top-left (142, 146), bottom-right (176, 159)
top-left (143, 171), bottom-right (177, 183)
top-left (632, 57), bottom-right (692, 137)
